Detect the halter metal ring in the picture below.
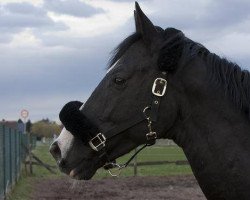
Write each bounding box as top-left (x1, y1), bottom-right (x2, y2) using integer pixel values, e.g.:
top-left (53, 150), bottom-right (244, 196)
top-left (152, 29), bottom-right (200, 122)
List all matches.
top-left (107, 163), bottom-right (125, 177)
top-left (143, 106), bottom-right (151, 119)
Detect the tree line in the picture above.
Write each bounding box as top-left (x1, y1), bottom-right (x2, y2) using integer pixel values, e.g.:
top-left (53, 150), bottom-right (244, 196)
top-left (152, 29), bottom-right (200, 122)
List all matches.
top-left (28, 118), bottom-right (62, 139)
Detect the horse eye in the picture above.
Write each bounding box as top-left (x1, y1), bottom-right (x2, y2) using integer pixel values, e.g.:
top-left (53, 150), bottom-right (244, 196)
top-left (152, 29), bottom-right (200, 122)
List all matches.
top-left (114, 77), bottom-right (126, 85)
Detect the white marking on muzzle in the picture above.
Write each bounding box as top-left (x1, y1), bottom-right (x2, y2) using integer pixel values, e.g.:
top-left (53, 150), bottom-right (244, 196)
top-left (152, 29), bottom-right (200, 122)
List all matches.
top-left (55, 128), bottom-right (74, 159)
top-left (55, 101), bottom-right (86, 159)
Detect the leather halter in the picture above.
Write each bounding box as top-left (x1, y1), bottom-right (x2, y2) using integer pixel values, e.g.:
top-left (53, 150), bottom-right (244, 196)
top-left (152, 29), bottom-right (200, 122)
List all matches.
top-left (87, 71), bottom-right (168, 174)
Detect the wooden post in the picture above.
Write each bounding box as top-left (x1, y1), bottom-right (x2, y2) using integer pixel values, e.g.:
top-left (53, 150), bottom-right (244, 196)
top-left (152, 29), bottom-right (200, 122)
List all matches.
top-left (133, 148), bottom-right (137, 176)
top-left (28, 133), bottom-right (33, 174)
top-left (21, 144), bottom-right (56, 174)
top-left (20, 109), bottom-right (31, 175)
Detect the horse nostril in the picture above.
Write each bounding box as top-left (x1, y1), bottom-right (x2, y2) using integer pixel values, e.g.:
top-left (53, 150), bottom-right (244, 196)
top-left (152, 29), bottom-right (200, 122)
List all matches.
top-left (49, 141), bottom-right (61, 160)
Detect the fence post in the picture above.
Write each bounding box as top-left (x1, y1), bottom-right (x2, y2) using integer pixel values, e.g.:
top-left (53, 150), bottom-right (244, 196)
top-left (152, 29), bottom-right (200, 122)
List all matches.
top-left (17, 132), bottom-right (21, 179)
top-left (11, 129), bottom-right (15, 187)
top-left (28, 133), bottom-right (33, 174)
top-left (4, 127), bottom-right (11, 194)
top-left (0, 125), bottom-right (5, 200)
top-left (21, 134), bottom-right (28, 175)
top-left (133, 148), bottom-right (138, 176)
top-left (9, 128), bottom-right (13, 191)
top-left (14, 130), bottom-right (18, 183)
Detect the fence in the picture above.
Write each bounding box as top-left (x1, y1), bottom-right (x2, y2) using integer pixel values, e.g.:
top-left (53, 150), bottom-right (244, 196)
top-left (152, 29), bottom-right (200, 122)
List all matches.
top-left (0, 124), bottom-right (36, 200)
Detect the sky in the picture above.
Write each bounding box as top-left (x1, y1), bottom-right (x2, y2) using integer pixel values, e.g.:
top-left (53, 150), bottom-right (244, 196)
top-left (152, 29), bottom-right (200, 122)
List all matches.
top-left (1, 0), bottom-right (250, 122)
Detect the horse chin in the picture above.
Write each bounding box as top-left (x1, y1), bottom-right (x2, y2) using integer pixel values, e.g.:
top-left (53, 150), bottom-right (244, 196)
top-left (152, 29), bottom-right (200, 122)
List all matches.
top-left (68, 158), bottom-right (102, 180)
top-left (68, 165), bottom-right (96, 180)
top-left (69, 167), bottom-right (96, 180)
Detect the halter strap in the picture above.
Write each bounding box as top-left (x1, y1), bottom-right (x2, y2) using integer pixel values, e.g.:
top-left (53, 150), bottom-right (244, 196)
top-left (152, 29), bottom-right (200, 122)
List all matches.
top-left (88, 71), bottom-right (168, 152)
top-left (59, 71), bottom-right (168, 174)
top-left (88, 113), bottom-right (145, 151)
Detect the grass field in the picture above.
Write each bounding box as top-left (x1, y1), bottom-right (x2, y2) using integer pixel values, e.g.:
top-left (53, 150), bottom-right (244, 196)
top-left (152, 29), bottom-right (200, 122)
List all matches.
top-left (94, 145), bottom-right (192, 178)
top-left (8, 143), bottom-right (192, 200)
top-left (7, 143), bottom-right (62, 200)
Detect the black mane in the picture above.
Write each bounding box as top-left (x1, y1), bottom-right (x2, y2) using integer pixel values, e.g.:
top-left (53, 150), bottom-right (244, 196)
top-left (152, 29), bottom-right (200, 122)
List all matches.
top-left (206, 53), bottom-right (250, 116)
top-left (108, 27), bottom-right (250, 118)
top-left (180, 35), bottom-right (250, 117)
top-left (186, 38), bottom-right (250, 117)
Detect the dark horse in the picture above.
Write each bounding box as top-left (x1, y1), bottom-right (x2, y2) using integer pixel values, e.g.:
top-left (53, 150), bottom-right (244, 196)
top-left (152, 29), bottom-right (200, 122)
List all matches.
top-left (50, 2), bottom-right (250, 200)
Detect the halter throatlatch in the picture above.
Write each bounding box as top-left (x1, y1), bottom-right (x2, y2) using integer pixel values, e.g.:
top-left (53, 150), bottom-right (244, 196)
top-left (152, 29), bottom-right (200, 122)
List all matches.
top-left (59, 71), bottom-right (168, 177)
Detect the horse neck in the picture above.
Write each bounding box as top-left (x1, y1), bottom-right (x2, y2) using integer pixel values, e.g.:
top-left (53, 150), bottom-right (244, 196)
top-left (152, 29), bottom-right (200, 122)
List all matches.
top-left (173, 87), bottom-right (250, 199)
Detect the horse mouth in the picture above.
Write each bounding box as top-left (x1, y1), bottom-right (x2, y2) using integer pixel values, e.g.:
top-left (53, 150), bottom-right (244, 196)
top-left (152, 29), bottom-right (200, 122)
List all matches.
top-left (69, 167), bottom-right (96, 180)
top-left (67, 158), bottom-right (102, 180)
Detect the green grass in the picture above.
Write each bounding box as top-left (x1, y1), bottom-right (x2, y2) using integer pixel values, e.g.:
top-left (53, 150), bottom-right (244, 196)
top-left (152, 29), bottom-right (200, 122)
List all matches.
top-left (8, 143), bottom-right (192, 200)
top-left (93, 145), bottom-right (192, 179)
top-left (7, 143), bottom-right (62, 200)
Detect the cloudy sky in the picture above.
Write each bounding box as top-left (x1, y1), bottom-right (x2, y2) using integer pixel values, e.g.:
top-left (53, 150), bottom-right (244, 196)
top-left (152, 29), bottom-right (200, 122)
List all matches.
top-left (1, 0), bottom-right (250, 122)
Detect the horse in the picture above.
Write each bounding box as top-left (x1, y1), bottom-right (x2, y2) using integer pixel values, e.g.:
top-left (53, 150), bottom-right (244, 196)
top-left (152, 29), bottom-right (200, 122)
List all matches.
top-left (50, 2), bottom-right (250, 200)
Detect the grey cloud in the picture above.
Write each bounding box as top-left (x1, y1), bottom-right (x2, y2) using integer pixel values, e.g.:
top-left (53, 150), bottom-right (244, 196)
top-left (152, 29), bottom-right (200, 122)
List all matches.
top-left (109, 0), bottom-right (148, 1)
top-left (0, 47), bottom-right (106, 121)
top-left (147, 0), bottom-right (250, 42)
top-left (1, 0), bottom-right (250, 121)
top-left (157, 1), bottom-right (250, 30)
top-left (0, 27), bottom-right (21, 43)
top-left (0, 2), bottom-right (68, 29)
top-left (204, 0), bottom-right (250, 26)
top-left (0, 13), bottom-right (53, 28)
top-left (5, 2), bottom-right (46, 15)
top-left (0, 2), bottom-right (68, 43)
top-left (43, 0), bottom-right (104, 17)
top-left (0, 33), bottom-right (15, 43)
top-left (0, 46), bottom-right (107, 97)
top-left (0, 19), bottom-right (136, 119)
top-left (33, 15), bottom-right (135, 49)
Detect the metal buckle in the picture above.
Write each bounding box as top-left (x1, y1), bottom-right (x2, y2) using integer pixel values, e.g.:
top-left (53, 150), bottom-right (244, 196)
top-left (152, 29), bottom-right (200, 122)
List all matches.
top-left (152, 78), bottom-right (167, 97)
top-left (89, 133), bottom-right (106, 151)
top-left (146, 132), bottom-right (157, 140)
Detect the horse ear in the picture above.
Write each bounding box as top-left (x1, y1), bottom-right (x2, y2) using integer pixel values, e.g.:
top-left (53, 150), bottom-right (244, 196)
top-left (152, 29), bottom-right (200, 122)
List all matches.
top-left (134, 2), bottom-right (158, 46)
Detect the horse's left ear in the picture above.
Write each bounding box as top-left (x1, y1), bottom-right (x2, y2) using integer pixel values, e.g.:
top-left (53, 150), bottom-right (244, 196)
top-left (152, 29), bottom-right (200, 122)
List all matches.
top-left (134, 2), bottom-right (159, 47)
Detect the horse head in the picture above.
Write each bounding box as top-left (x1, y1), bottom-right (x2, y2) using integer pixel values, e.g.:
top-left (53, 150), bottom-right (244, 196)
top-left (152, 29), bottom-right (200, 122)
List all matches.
top-left (50, 2), bottom-right (187, 180)
top-left (50, 2), bottom-right (250, 199)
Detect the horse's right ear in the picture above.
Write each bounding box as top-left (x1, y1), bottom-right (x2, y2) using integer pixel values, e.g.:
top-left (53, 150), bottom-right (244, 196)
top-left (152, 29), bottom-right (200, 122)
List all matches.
top-left (134, 2), bottom-right (158, 47)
